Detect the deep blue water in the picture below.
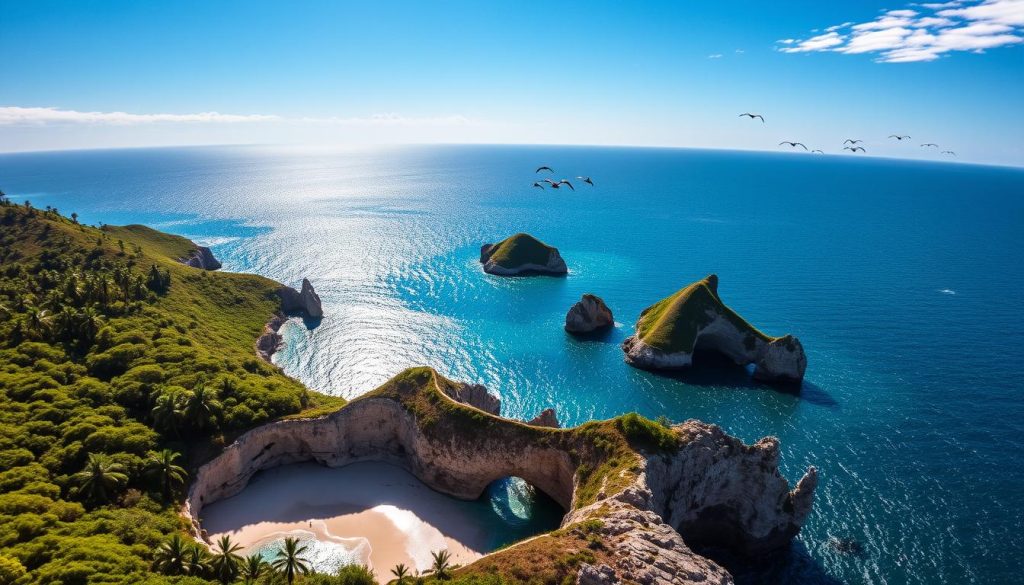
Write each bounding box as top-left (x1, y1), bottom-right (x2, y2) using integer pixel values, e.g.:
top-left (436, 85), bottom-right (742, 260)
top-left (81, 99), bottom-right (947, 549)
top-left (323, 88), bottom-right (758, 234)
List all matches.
top-left (2, 145), bottom-right (1022, 584)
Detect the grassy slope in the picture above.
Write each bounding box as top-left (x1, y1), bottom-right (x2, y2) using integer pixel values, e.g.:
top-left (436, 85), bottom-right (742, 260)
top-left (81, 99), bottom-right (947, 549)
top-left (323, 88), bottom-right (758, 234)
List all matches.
top-left (635, 275), bottom-right (775, 354)
top-left (486, 233), bottom-right (556, 269)
top-left (0, 205), bottom-right (342, 584)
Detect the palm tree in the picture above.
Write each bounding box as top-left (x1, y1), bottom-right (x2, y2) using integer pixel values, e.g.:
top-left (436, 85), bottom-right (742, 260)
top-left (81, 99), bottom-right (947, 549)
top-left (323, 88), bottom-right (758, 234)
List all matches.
top-left (185, 544), bottom-right (210, 576)
top-left (76, 306), bottom-right (103, 344)
top-left (209, 534), bottom-right (244, 584)
top-left (391, 563), bottom-right (411, 583)
top-left (271, 536), bottom-right (310, 584)
top-left (24, 306), bottom-right (51, 338)
top-left (241, 554), bottom-right (269, 585)
top-left (151, 389), bottom-right (185, 439)
top-left (153, 534), bottom-right (189, 575)
top-left (70, 452), bottom-right (128, 504)
top-left (183, 384), bottom-right (222, 434)
top-left (429, 550), bottom-right (453, 580)
top-left (144, 449), bottom-right (188, 502)
top-left (53, 306), bottom-right (78, 341)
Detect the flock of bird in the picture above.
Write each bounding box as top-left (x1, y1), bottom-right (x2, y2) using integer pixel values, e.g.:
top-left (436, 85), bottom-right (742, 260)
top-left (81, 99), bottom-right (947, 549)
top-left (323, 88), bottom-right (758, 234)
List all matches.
top-left (531, 166), bottom-right (594, 191)
top-left (739, 112), bottom-right (956, 157)
top-left (529, 113), bottom-right (957, 190)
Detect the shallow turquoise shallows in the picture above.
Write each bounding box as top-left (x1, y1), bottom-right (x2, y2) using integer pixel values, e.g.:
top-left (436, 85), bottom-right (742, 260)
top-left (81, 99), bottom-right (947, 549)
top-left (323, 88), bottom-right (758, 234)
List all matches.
top-left (2, 144), bottom-right (1022, 584)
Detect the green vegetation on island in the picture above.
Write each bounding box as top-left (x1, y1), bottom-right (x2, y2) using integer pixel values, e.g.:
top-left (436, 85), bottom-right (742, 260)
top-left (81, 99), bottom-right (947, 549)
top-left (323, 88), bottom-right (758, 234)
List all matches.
top-left (0, 199), bottom-right (344, 584)
top-left (633, 274), bottom-right (773, 354)
top-left (482, 233), bottom-right (555, 269)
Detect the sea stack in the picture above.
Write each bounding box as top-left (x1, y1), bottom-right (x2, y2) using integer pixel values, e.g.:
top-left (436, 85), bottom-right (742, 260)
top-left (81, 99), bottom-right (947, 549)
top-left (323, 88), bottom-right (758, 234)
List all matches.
top-left (278, 278), bottom-right (324, 319)
top-left (479, 233), bottom-right (567, 276)
top-left (565, 294), bottom-right (614, 334)
top-left (621, 275), bottom-right (807, 382)
top-left (180, 245), bottom-right (222, 270)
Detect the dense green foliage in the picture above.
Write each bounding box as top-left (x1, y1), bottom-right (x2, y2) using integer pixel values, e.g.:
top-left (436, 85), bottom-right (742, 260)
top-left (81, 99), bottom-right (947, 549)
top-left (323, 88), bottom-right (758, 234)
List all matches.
top-left (0, 201), bottom-right (342, 584)
top-left (634, 274), bottom-right (773, 353)
top-left (484, 233), bottom-right (555, 269)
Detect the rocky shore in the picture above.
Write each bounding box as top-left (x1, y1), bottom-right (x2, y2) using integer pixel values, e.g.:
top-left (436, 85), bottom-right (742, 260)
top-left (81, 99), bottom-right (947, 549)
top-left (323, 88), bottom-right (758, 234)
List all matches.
top-left (178, 245), bottom-right (222, 270)
top-left (184, 368), bottom-right (816, 584)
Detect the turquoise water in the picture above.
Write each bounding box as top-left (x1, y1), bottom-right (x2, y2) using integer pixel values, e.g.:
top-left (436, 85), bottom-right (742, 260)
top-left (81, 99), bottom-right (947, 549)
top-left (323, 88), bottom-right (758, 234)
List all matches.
top-left (2, 145), bottom-right (1022, 584)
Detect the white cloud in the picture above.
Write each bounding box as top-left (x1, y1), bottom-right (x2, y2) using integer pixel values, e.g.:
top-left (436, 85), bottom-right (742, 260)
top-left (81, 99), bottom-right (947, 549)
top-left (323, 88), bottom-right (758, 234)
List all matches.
top-left (0, 106), bottom-right (470, 128)
top-left (776, 0), bottom-right (1024, 62)
top-left (780, 31), bottom-right (846, 52)
top-left (707, 53), bottom-right (723, 59)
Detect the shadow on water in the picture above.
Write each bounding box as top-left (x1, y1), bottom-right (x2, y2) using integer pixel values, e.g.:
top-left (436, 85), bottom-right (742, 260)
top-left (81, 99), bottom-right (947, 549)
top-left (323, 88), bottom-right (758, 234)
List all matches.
top-left (299, 315), bottom-right (323, 331)
top-left (695, 539), bottom-right (844, 585)
top-left (643, 350), bottom-right (838, 407)
top-left (564, 325), bottom-right (628, 345)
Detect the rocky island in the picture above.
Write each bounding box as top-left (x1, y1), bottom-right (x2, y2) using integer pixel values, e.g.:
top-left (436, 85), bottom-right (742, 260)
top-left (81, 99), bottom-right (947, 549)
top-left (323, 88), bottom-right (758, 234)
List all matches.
top-left (565, 293), bottom-right (614, 333)
top-left (622, 275), bottom-right (807, 382)
top-left (480, 232), bottom-right (568, 275)
top-left (278, 277), bottom-right (324, 318)
top-left (186, 367), bottom-right (817, 584)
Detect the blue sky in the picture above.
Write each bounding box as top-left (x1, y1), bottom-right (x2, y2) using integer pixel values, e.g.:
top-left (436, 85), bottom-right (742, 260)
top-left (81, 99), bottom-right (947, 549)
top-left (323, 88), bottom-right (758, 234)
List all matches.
top-left (2, 0), bottom-right (1023, 166)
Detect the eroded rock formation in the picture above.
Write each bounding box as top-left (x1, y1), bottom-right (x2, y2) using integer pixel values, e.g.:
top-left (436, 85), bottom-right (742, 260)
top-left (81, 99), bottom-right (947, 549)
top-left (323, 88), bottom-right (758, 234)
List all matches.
top-left (622, 275), bottom-right (807, 382)
top-left (183, 368), bottom-right (816, 584)
top-left (526, 407), bottom-right (560, 428)
top-left (255, 314), bottom-right (287, 362)
top-left (565, 294), bottom-right (614, 334)
top-left (179, 246), bottom-right (222, 270)
top-left (278, 278), bottom-right (323, 319)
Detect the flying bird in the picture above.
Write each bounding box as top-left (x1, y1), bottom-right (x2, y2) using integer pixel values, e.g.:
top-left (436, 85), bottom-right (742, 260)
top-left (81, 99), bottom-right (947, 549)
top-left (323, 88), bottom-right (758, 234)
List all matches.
top-left (889, 135), bottom-right (911, 141)
top-left (576, 176), bottom-right (594, 186)
top-left (843, 146), bottom-right (866, 153)
top-left (811, 149), bottom-right (824, 154)
top-left (843, 139), bottom-right (862, 145)
top-left (921, 143), bottom-right (939, 148)
top-left (542, 178), bottom-right (575, 190)
top-left (779, 141), bottom-right (808, 150)
top-left (739, 113), bottom-right (765, 123)
top-left (942, 150), bottom-right (956, 156)
top-left (532, 182), bottom-right (545, 190)
top-left (536, 166), bottom-right (554, 174)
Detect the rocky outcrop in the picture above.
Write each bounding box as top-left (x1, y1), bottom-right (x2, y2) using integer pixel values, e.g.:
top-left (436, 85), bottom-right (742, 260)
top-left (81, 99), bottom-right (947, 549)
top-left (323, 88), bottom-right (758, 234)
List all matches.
top-left (278, 278), bottom-right (323, 319)
top-left (565, 294), bottom-right (614, 334)
top-left (183, 368), bottom-right (816, 584)
top-left (526, 408), bottom-right (560, 428)
top-left (480, 233), bottom-right (568, 276)
top-left (255, 313), bottom-right (287, 362)
top-left (441, 381), bottom-right (501, 415)
top-left (179, 246), bottom-right (222, 270)
top-left (622, 275), bottom-right (807, 382)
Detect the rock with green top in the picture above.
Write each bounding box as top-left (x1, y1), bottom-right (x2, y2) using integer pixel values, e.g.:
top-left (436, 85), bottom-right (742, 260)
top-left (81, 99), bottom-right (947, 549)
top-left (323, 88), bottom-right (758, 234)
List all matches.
top-left (622, 275), bottom-right (806, 382)
top-left (480, 232), bottom-right (567, 276)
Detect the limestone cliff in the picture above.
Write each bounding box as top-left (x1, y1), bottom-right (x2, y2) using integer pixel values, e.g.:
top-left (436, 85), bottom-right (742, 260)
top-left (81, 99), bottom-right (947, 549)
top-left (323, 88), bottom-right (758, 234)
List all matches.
top-left (480, 233), bottom-right (568, 276)
top-left (622, 275), bottom-right (807, 382)
top-left (565, 294), bottom-right (614, 334)
top-left (278, 278), bottom-right (323, 319)
top-left (179, 245), bottom-right (222, 270)
top-left (184, 368), bottom-right (816, 584)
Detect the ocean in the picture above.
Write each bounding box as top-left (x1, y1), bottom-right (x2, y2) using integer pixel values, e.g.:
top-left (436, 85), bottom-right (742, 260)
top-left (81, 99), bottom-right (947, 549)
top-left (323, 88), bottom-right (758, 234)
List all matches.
top-left (2, 144), bottom-right (1022, 584)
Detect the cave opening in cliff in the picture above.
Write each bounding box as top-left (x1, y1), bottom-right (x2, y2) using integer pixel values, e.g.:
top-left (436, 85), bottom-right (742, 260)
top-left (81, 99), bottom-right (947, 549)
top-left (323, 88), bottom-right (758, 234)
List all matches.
top-left (480, 476), bottom-right (565, 542)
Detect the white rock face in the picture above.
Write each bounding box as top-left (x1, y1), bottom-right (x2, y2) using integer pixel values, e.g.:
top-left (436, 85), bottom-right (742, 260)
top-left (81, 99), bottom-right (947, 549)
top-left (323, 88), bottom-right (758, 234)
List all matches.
top-left (184, 380), bottom-right (816, 584)
top-left (278, 278), bottom-right (323, 319)
top-left (179, 246), bottom-right (222, 270)
top-left (479, 243), bottom-right (568, 276)
top-left (622, 311), bottom-right (807, 382)
top-left (565, 294), bottom-right (614, 334)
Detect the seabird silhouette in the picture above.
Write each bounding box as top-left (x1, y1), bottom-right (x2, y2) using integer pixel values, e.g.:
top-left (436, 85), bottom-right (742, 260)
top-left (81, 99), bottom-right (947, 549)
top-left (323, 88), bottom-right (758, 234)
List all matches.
top-left (739, 113), bottom-right (765, 123)
top-left (779, 141), bottom-right (808, 150)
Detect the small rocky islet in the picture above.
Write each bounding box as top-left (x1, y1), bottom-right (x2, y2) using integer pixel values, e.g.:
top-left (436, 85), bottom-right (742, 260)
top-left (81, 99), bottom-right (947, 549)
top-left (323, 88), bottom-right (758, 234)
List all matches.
top-left (622, 274), bottom-right (807, 382)
top-left (480, 232), bottom-right (568, 276)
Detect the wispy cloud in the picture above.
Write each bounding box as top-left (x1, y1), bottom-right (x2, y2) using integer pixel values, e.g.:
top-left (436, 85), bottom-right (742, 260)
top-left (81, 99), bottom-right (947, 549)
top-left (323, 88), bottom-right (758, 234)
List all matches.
top-left (707, 53), bottom-right (723, 59)
top-left (777, 0), bottom-right (1024, 62)
top-left (0, 106), bottom-right (470, 127)
top-left (0, 106), bottom-right (280, 125)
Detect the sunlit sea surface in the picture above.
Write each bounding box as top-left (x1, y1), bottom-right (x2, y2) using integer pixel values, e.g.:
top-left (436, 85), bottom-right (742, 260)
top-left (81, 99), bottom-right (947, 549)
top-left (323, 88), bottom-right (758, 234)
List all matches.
top-left (2, 145), bottom-right (1022, 584)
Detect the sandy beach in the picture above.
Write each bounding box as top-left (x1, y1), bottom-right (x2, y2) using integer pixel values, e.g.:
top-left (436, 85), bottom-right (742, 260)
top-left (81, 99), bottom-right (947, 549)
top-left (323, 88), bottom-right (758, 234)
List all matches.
top-left (201, 461), bottom-right (558, 575)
